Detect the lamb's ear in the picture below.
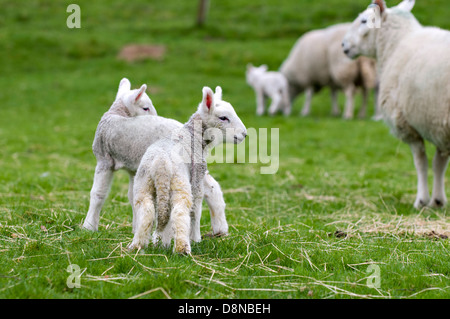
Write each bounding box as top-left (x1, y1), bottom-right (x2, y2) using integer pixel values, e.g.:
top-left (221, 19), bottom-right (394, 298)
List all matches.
top-left (116, 78), bottom-right (131, 99)
top-left (372, 0), bottom-right (386, 14)
top-left (395, 0), bottom-right (415, 12)
top-left (214, 86), bottom-right (222, 101)
top-left (134, 84), bottom-right (147, 103)
top-left (260, 64), bottom-right (268, 71)
top-left (201, 86), bottom-right (215, 113)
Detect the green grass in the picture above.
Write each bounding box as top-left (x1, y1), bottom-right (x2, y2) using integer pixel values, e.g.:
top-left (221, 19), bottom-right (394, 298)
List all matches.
top-left (0, 0), bottom-right (449, 299)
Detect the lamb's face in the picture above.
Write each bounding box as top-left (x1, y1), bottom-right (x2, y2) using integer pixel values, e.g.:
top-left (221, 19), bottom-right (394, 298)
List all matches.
top-left (116, 78), bottom-right (157, 117)
top-left (342, 6), bottom-right (380, 59)
top-left (199, 86), bottom-right (247, 147)
top-left (123, 85), bottom-right (157, 117)
top-left (245, 64), bottom-right (268, 87)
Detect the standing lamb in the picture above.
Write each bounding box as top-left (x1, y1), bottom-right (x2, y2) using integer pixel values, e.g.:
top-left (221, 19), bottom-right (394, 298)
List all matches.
top-left (246, 64), bottom-right (292, 116)
top-left (342, 0), bottom-right (450, 208)
top-left (83, 78), bottom-right (229, 238)
top-left (280, 23), bottom-right (378, 119)
top-left (129, 86), bottom-right (247, 254)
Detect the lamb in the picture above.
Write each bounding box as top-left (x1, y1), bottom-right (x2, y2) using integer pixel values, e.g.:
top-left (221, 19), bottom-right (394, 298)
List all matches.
top-left (128, 86), bottom-right (247, 254)
top-left (246, 64), bottom-right (292, 116)
top-left (280, 23), bottom-right (378, 119)
top-left (82, 78), bottom-right (229, 238)
top-left (342, 0), bottom-right (450, 208)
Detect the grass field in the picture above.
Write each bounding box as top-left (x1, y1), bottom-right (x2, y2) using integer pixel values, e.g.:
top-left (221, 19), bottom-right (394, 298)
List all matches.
top-left (0, 0), bottom-right (449, 299)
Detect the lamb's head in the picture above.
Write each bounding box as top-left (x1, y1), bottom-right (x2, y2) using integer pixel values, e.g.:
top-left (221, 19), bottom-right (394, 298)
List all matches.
top-left (116, 78), bottom-right (157, 116)
top-left (342, 0), bottom-right (416, 59)
top-left (198, 86), bottom-right (247, 147)
top-left (246, 64), bottom-right (268, 87)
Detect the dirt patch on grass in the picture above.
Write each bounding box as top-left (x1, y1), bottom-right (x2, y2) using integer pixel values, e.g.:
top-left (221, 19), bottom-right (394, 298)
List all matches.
top-left (117, 44), bottom-right (166, 62)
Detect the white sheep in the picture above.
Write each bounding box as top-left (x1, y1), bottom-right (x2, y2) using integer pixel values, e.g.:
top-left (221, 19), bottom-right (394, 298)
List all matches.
top-left (280, 23), bottom-right (378, 119)
top-left (246, 64), bottom-right (291, 116)
top-left (128, 86), bottom-right (247, 254)
top-left (82, 79), bottom-right (229, 237)
top-left (342, 0), bottom-right (450, 208)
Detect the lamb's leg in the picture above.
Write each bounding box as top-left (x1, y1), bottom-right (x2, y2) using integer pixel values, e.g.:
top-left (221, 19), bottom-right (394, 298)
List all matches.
top-left (331, 88), bottom-right (340, 116)
top-left (268, 93), bottom-right (282, 116)
top-left (128, 178), bottom-right (156, 250)
top-left (190, 197), bottom-right (203, 243)
top-left (358, 88), bottom-right (368, 119)
top-left (83, 165), bottom-right (114, 231)
top-left (256, 90), bottom-right (265, 116)
top-left (171, 174), bottom-right (193, 255)
top-left (203, 172), bottom-right (228, 236)
top-left (430, 149), bottom-right (449, 208)
top-left (300, 87), bottom-right (314, 117)
top-left (410, 141), bottom-right (430, 209)
top-left (343, 84), bottom-right (356, 119)
top-left (128, 172), bottom-right (137, 233)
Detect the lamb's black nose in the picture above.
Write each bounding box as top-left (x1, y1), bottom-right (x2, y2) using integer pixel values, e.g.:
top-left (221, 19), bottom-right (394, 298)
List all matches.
top-left (343, 49), bottom-right (350, 55)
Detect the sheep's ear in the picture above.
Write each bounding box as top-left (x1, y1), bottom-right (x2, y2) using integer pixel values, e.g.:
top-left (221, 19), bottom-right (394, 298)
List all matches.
top-left (260, 64), bottom-right (268, 71)
top-left (116, 78), bottom-right (131, 99)
top-left (214, 86), bottom-right (222, 101)
top-left (201, 86), bottom-right (215, 113)
top-left (372, 0), bottom-right (386, 14)
top-left (395, 0), bottom-right (415, 12)
top-left (134, 84), bottom-right (147, 102)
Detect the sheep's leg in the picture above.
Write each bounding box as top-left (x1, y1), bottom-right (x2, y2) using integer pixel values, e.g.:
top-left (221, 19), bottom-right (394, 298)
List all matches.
top-left (410, 141), bottom-right (430, 209)
top-left (430, 149), bottom-right (449, 208)
top-left (300, 87), bottom-right (314, 117)
top-left (331, 88), bottom-right (340, 116)
top-left (128, 172), bottom-right (137, 233)
top-left (282, 88), bottom-right (292, 116)
top-left (171, 174), bottom-right (193, 254)
top-left (256, 90), bottom-right (265, 116)
top-left (203, 172), bottom-right (228, 236)
top-left (343, 84), bottom-right (356, 119)
top-left (268, 94), bottom-right (282, 116)
top-left (83, 166), bottom-right (114, 231)
top-left (128, 178), bottom-right (156, 250)
top-left (358, 88), bottom-right (368, 119)
top-left (372, 82), bottom-right (383, 121)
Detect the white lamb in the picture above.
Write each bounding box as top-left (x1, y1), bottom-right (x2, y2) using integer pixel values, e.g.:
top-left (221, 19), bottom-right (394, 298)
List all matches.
top-left (83, 78), bottom-right (229, 237)
top-left (280, 23), bottom-right (378, 119)
top-left (246, 64), bottom-right (292, 116)
top-left (342, 0), bottom-right (450, 208)
top-left (129, 86), bottom-right (247, 254)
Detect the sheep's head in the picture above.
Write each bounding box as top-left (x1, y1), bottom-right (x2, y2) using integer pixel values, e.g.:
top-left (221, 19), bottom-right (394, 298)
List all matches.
top-left (342, 0), bottom-right (415, 59)
top-left (198, 86), bottom-right (247, 147)
top-left (116, 78), bottom-right (157, 116)
top-left (245, 64), bottom-right (268, 86)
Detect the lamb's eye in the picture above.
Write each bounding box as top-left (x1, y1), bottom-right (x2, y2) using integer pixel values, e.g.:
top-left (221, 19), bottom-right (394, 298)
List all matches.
top-left (361, 19), bottom-right (367, 24)
top-left (143, 107), bottom-right (149, 111)
top-left (219, 116), bottom-right (229, 122)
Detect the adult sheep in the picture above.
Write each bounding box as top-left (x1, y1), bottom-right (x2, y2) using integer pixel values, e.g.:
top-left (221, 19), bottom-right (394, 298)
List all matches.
top-left (280, 23), bottom-right (378, 119)
top-left (342, 0), bottom-right (450, 209)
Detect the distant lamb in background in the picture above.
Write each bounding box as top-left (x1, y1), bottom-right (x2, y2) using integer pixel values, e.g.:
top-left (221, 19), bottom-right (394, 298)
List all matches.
top-left (280, 23), bottom-right (378, 119)
top-left (129, 86), bottom-right (247, 254)
top-left (246, 64), bottom-right (292, 116)
top-left (342, 0), bottom-right (450, 208)
top-left (83, 78), bottom-right (229, 238)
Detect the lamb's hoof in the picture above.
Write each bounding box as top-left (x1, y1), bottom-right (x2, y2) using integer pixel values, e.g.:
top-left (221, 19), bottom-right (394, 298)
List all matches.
top-left (175, 243), bottom-right (191, 255)
top-left (81, 222), bottom-right (98, 232)
top-left (343, 114), bottom-right (353, 120)
top-left (414, 198), bottom-right (430, 209)
top-left (202, 232), bottom-right (228, 239)
top-left (429, 198), bottom-right (447, 208)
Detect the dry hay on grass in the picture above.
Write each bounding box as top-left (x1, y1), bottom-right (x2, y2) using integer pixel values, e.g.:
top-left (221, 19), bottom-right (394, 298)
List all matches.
top-left (117, 44), bottom-right (166, 62)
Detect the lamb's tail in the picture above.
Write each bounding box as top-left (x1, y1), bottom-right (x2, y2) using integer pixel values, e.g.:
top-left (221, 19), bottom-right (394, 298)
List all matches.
top-left (153, 159), bottom-right (172, 232)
